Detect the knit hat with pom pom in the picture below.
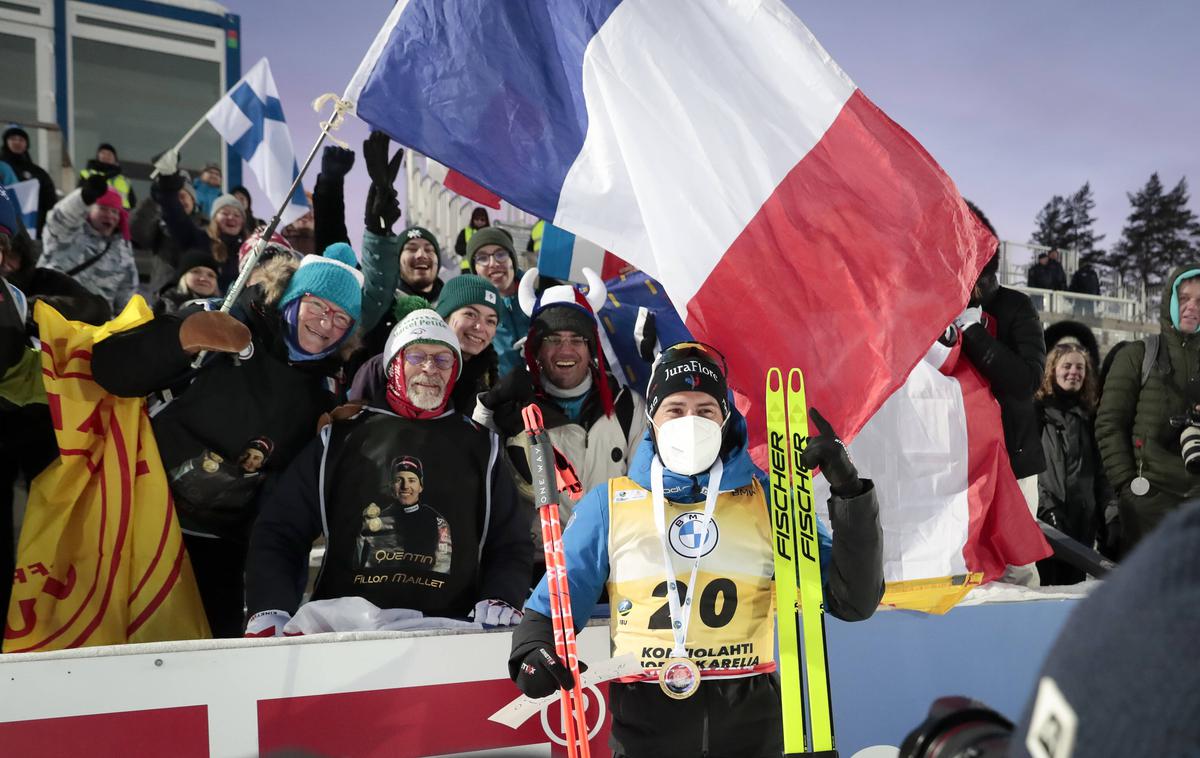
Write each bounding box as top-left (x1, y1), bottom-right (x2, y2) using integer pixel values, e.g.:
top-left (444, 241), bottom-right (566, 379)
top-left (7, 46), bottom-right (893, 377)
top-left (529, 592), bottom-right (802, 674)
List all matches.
top-left (280, 242), bottom-right (364, 323)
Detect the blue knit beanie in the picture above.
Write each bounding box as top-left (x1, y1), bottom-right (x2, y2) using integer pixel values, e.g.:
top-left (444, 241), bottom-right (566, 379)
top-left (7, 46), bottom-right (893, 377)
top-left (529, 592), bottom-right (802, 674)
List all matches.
top-left (280, 242), bottom-right (364, 323)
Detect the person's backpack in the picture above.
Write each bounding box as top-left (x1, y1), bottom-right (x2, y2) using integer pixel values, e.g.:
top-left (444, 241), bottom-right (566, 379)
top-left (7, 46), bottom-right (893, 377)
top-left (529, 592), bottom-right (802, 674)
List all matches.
top-left (1140, 333), bottom-right (1168, 388)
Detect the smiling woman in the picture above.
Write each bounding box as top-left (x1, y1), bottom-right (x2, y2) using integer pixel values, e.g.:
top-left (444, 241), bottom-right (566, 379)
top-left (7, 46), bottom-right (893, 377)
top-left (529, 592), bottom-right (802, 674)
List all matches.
top-left (88, 241), bottom-right (364, 637)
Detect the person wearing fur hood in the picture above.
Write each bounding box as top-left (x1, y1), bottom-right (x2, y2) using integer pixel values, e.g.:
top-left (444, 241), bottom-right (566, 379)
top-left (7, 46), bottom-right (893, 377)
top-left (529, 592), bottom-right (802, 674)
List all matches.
top-left (91, 242), bottom-right (364, 637)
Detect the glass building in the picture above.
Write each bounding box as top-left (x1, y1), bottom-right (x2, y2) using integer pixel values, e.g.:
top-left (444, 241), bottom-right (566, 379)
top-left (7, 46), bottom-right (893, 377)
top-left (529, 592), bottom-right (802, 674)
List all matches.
top-left (0, 0), bottom-right (242, 201)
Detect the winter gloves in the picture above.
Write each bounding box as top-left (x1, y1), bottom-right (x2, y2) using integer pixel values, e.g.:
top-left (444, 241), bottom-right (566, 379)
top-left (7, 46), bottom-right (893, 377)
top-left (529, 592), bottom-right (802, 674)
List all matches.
top-left (514, 646), bottom-right (585, 699)
top-left (80, 173), bottom-right (110, 205)
top-left (179, 311), bottom-right (251, 355)
top-left (472, 599), bottom-right (524, 628)
top-left (479, 369), bottom-right (538, 436)
top-left (320, 145), bottom-right (356, 183)
top-left (799, 407), bottom-right (863, 497)
top-left (363, 131), bottom-right (403, 236)
top-left (954, 306), bottom-right (983, 332)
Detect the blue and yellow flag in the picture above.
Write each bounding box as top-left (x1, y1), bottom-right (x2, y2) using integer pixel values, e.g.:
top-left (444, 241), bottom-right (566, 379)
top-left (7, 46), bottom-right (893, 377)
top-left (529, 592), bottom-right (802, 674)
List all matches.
top-left (4, 298), bottom-right (210, 652)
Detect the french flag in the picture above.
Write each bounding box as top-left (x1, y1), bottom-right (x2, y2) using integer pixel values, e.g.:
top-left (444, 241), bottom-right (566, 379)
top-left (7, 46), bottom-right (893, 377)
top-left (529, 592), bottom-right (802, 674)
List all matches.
top-left (346, 0), bottom-right (996, 455)
top-left (424, 156), bottom-right (501, 210)
top-left (814, 339), bottom-right (1051, 604)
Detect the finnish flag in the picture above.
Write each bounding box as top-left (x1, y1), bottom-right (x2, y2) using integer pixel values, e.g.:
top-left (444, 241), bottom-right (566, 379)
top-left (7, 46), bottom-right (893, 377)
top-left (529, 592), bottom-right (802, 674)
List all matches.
top-left (206, 58), bottom-right (309, 225)
top-left (3, 179), bottom-right (40, 239)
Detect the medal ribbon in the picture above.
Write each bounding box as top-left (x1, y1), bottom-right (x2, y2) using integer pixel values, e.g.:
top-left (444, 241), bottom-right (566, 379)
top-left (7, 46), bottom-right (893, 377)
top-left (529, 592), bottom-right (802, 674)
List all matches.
top-left (651, 455), bottom-right (724, 658)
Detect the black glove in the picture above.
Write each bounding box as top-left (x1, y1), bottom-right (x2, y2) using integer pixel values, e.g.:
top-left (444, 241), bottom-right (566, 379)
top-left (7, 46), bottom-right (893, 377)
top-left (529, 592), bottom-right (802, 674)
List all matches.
top-left (936, 323), bottom-right (959, 347)
top-left (635, 306), bottom-right (657, 363)
top-left (482, 370), bottom-right (537, 436)
top-left (798, 407), bottom-right (862, 497)
top-left (364, 184), bottom-right (402, 236)
top-left (154, 171), bottom-right (185, 195)
top-left (363, 131), bottom-right (404, 235)
top-left (514, 646), bottom-right (585, 699)
top-left (80, 174), bottom-right (110, 205)
top-left (320, 145), bottom-right (356, 182)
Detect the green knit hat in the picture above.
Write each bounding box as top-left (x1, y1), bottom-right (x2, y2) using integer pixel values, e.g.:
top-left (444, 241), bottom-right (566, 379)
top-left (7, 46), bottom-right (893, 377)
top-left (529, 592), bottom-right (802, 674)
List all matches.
top-left (400, 225), bottom-right (441, 263)
top-left (436, 274), bottom-right (500, 320)
top-left (466, 226), bottom-right (516, 267)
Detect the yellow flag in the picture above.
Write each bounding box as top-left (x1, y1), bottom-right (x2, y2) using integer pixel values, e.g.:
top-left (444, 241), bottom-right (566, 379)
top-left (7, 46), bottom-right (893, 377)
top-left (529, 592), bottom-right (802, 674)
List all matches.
top-left (4, 298), bottom-right (210, 652)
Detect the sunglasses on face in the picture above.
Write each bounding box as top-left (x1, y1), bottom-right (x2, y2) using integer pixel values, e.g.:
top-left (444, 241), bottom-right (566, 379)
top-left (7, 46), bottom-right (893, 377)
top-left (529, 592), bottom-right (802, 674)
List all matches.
top-left (404, 349), bottom-right (456, 371)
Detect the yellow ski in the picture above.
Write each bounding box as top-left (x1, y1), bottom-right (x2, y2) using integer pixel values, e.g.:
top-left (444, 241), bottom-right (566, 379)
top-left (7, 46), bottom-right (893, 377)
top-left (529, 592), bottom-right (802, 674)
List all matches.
top-left (766, 367), bottom-right (806, 753)
top-left (788, 368), bottom-right (836, 755)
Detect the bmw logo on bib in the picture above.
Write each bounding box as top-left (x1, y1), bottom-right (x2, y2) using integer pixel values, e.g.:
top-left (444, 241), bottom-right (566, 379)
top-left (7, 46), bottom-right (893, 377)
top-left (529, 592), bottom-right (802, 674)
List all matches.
top-left (668, 512), bottom-right (719, 558)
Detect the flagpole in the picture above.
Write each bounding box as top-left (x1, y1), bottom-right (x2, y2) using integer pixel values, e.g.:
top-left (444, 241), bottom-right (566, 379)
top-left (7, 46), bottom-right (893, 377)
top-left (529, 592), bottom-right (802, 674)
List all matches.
top-left (149, 112), bottom-right (210, 180)
top-left (189, 95), bottom-right (351, 368)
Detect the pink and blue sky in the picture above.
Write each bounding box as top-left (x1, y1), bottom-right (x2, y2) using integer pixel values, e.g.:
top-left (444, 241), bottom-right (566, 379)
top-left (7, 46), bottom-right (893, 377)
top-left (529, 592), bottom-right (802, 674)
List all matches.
top-left (226, 0), bottom-right (1200, 257)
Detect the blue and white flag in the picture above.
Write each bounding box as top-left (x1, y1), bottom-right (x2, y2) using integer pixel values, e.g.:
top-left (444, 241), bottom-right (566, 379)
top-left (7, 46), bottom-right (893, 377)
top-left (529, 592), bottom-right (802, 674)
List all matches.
top-left (537, 223), bottom-right (606, 284)
top-left (3, 179), bottom-right (40, 239)
top-left (206, 58), bottom-right (308, 225)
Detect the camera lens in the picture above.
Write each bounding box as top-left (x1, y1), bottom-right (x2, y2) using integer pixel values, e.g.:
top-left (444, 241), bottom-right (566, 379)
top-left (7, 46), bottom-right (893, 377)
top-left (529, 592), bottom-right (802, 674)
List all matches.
top-left (1180, 426), bottom-right (1200, 474)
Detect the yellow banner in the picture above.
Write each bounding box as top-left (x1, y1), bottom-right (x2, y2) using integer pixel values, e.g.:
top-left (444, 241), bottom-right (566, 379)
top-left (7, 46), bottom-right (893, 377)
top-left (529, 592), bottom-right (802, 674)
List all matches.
top-left (4, 298), bottom-right (210, 652)
top-left (880, 573), bottom-right (984, 615)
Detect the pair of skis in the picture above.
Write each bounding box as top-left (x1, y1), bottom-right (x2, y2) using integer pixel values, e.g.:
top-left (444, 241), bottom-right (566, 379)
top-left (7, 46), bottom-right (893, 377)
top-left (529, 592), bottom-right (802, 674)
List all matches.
top-left (522, 404), bottom-right (591, 758)
top-left (766, 368), bottom-right (838, 757)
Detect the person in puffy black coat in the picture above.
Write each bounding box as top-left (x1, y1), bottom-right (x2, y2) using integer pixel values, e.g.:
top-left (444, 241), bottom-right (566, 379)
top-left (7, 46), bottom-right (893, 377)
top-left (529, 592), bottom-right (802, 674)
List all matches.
top-left (1035, 342), bottom-right (1112, 584)
top-left (91, 244), bottom-right (364, 637)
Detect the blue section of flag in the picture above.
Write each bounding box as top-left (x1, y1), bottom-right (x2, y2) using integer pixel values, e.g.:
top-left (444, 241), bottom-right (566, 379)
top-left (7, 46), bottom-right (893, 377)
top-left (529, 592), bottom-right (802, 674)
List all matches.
top-left (227, 82), bottom-right (308, 209)
top-left (598, 271), bottom-right (692, 396)
top-left (356, 0), bottom-right (623, 219)
top-left (537, 222), bottom-right (578, 280)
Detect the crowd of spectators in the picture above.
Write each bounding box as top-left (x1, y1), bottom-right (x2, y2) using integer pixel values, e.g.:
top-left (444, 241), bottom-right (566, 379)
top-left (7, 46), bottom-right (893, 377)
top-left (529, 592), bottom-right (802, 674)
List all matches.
top-left (1, 120), bottom-right (1195, 647)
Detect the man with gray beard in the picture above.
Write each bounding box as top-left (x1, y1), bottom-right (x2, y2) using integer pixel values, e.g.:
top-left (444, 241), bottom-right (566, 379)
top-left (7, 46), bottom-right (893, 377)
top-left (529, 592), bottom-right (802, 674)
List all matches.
top-left (244, 305), bottom-right (531, 635)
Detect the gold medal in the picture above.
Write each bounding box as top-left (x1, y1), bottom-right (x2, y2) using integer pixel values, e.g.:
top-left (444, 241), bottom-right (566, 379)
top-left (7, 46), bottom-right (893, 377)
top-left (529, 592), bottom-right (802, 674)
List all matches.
top-left (364, 503), bottom-right (381, 518)
top-left (202, 458), bottom-right (219, 473)
top-left (658, 657), bottom-right (701, 700)
top-left (366, 517), bottom-right (384, 532)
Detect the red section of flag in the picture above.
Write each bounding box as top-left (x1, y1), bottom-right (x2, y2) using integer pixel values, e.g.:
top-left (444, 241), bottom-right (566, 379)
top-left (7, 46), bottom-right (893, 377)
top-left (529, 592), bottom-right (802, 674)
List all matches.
top-left (687, 90), bottom-right (996, 466)
top-left (953, 330), bottom-right (1051, 578)
top-left (601, 251), bottom-right (633, 280)
top-left (444, 169), bottom-right (502, 209)
top-left (258, 678), bottom-right (611, 757)
top-left (0, 706), bottom-right (209, 757)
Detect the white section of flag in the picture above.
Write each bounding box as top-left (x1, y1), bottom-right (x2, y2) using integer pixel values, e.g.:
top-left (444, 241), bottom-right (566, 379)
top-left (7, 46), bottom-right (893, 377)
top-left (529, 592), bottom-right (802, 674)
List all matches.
top-left (5, 179), bottom-right (39, 239)
top-left (205, 58), bottom-right (308, 226)
top-left (553, 0), bottom-right (856, 309)
top-left (814, 349), bottom-right (972, 581)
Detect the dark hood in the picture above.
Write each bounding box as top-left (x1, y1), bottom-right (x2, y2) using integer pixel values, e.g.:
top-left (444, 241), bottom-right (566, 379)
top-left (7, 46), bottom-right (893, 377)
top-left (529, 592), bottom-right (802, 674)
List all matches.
top-left (1044, 320), bottom-right (1101, 373)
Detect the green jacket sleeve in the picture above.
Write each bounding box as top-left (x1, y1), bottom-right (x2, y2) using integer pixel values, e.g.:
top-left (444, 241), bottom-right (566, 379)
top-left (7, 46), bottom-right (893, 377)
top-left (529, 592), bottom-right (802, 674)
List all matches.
top-left (359, 229), bottom-right (401, 332)
top-left (1094, 342), bottom-right (1143, 492)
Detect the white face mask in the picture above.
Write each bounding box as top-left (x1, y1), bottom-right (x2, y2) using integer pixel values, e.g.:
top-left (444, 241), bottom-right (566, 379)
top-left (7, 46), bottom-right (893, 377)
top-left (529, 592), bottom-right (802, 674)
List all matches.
top-left (653, 415), bottom-right (725, 476)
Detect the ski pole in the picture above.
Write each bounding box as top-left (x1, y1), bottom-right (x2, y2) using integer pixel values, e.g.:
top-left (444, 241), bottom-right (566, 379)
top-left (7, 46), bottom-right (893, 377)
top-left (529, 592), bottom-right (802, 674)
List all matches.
top-left (522, 404), bottom-right (591, 757)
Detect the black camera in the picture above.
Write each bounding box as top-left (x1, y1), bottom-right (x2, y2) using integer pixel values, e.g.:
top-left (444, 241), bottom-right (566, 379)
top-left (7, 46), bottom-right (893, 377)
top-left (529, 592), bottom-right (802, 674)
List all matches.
top-left (899, 696), bottom-right (1013, 758)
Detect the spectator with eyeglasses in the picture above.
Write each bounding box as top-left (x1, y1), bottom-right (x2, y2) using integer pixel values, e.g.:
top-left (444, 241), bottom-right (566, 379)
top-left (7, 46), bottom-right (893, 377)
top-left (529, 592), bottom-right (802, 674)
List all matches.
top-left (467, 227), bottom-right (529, 376)
top-left (349, 274), bottom-right (504, 416)
top-left (90, 242), bottom-right (364, 637)
top-left (474, 269), bottom-right (648, 584)
top-left (244, 301), bottom-right (530, 635)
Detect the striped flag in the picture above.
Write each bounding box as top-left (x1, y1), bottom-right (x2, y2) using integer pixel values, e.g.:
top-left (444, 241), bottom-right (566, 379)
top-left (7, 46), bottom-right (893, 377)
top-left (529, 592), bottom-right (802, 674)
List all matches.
top-left (345, 0), bottom-right (995, 462)
top-left (3, 179), bottom-right (40, 239)
top-left (206, 58), bottom-right (309, 225)
top-left (4, 299), bottom-right (210, 651)
top-left (814, 339), bottom-right (1051, 612)
top-left (425, 156), bottom-right (501, 209)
